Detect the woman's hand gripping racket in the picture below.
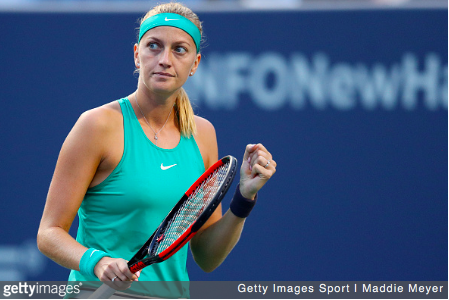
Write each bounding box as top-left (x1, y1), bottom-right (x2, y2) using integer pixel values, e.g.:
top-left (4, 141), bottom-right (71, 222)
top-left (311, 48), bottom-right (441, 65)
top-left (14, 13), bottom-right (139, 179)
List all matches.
top-left (89, 155), bottom-right (238, 298)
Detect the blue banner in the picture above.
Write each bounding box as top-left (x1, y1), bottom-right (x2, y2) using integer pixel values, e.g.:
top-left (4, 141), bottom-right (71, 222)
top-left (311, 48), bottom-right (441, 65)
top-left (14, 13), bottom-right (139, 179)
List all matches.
top-left (0, 9), bottom-right (446, 283)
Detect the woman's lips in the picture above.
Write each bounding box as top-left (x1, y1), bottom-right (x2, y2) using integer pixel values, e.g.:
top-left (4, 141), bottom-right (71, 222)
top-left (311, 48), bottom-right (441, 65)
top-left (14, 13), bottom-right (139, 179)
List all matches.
top-left (153, 72), bottom-right (175, 77)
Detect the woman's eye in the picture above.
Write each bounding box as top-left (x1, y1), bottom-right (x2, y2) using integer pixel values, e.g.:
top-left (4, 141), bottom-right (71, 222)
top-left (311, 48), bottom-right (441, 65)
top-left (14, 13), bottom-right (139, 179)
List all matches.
top-left (175, 46), bottom-right (187, 54)
top-left (149, 42), bottom-right (159, 50)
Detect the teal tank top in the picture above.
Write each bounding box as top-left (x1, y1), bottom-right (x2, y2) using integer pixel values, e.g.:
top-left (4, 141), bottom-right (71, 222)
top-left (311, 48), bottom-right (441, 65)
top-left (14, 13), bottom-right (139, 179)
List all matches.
top-left (68, 98), bottom-right (205, 297)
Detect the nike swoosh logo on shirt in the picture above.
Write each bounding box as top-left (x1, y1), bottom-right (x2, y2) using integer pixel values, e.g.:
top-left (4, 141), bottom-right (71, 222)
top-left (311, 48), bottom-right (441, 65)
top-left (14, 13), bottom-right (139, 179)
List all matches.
top-left (161, 163), bottom-right (177, 170)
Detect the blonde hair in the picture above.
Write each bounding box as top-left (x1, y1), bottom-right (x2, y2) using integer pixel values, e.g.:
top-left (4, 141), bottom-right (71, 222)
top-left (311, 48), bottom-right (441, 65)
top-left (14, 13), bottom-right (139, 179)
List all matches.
top-left (138, 2), bottom-right (202, 138)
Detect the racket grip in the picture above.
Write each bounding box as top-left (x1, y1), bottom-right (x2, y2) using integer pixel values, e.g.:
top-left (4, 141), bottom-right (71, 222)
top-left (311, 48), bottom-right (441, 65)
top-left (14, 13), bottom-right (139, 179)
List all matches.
top-left (129, 261), bottom-right (146, 273)
top-left (88, 283), bottom-right (116, 299)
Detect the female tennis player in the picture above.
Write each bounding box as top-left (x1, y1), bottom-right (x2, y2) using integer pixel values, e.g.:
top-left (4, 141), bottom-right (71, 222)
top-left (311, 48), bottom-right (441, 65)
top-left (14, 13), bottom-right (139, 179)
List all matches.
top-left (37, 2), bottom-right (276, 297)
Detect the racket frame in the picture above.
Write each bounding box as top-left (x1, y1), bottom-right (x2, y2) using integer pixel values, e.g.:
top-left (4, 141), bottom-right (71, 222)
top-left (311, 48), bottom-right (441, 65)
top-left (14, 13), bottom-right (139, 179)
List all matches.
top-left (128, 155), bottom-right (237, 273)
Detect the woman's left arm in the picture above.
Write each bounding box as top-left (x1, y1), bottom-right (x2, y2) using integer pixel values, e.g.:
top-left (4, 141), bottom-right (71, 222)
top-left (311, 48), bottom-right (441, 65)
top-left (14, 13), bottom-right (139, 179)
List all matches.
top-left (191, 117), bottom-right (276, 272)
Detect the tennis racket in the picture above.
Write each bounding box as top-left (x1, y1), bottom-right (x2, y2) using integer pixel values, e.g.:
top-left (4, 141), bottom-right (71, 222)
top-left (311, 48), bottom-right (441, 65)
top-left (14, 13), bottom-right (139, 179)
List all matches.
top-left (89, 155), bottom-right (238, 298)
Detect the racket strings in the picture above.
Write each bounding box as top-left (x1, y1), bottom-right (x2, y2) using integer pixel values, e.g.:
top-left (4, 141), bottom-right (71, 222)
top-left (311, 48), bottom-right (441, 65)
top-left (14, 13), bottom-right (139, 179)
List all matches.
top-left (153, 162), bottom-right (230, 255)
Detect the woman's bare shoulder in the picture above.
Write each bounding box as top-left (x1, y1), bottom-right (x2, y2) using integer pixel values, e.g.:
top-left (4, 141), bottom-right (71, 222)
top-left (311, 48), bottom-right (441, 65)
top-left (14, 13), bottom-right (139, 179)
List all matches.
top-left (76, 101), bottom-right (122, 131)
top-left (194, 115), bottom-right (218, 168)
top-left (63, 100), bottom-right (123, 158)
top-left (194, 115), bottom-right (215, 135)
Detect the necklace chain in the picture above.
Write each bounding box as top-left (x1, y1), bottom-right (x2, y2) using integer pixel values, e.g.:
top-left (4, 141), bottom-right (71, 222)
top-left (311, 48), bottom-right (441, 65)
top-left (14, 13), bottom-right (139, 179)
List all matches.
top-left (134, 93), bottom-right (174, 146)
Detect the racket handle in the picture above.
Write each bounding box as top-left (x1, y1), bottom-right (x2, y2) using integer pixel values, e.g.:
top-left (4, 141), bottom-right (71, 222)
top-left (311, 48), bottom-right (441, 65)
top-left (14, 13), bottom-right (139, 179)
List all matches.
top-left (88, 283), bottom-right (116, 299)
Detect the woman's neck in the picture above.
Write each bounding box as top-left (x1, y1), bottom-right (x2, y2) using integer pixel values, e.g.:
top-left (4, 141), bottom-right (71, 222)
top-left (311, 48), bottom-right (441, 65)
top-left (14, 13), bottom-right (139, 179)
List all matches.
top-left (134, 88), bottom-right (178, 126)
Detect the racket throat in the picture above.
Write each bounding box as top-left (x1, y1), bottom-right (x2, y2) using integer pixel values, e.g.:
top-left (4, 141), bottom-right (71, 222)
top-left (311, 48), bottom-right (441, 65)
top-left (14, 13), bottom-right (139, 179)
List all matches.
top-left (156, 234), bottom-right (164, 243)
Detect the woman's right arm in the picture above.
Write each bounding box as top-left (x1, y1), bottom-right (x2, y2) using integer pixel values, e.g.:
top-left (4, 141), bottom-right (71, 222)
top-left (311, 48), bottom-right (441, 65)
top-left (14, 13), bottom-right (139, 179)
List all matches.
top-left (37, 105), bottom-right (137, 283)
top-left (37, 108), bottom-right (109, 270)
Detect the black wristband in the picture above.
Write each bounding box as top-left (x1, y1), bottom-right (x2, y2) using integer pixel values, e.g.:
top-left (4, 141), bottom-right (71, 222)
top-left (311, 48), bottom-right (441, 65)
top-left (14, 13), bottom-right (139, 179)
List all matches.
top-left (230, 184), bottom-right (258, 218)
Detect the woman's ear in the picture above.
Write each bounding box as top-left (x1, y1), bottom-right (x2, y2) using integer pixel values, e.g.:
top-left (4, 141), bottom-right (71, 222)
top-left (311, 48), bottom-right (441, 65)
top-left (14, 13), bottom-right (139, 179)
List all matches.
top-left (189, 53), bottom-right (202, 76)
top-left (134, 44), bottom-right (140, 68)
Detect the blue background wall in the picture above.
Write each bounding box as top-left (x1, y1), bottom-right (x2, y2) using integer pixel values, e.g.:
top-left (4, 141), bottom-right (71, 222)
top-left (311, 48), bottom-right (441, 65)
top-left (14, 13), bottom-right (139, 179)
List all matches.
top-left (0, 9), bottom-right (447, 282)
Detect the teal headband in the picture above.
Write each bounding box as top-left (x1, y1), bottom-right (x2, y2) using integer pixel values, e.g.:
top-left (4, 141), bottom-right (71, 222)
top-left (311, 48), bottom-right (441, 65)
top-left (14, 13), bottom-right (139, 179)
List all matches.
top-left (138, 13), bottom-right (201, 53)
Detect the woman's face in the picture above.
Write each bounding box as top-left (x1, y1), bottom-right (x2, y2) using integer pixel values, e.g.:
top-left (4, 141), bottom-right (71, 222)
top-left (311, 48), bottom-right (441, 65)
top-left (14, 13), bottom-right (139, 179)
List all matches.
top-left (135, 26), bottom-right (201, 97)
